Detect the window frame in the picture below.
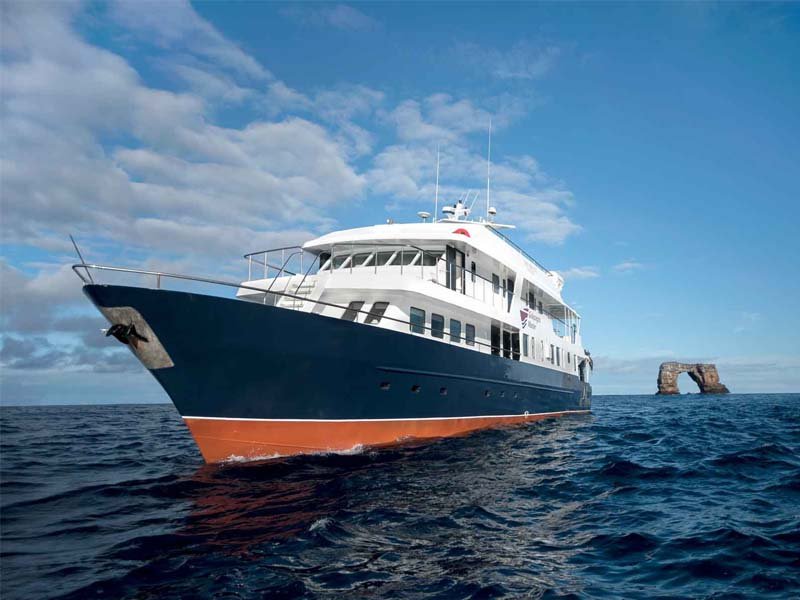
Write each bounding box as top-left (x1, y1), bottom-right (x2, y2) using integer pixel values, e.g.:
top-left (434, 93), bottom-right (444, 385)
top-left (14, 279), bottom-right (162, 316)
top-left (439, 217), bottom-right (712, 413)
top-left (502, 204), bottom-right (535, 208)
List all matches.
top-left (431, 313), bottom-right (445, 339)
top-left (465, 324), bottom-right (476, 346)
top-left (409, 307), bottom-right (425, 334)
top-left (449, 318), bottom-right (462, 343)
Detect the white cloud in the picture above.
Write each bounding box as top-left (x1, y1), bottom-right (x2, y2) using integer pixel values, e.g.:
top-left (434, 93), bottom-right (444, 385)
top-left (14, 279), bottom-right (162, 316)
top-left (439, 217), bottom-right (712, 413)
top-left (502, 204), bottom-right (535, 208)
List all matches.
top-left (367, 132), bottom-right (581, 244)
top-left (734, 310), bottom-right (762, 334)
top-left (0, 1), bottom-right (365, 259)
top-left (561, 267), bottom-right (600, 280)
top-left (455, 41), bottom-right (560, 81)
top-left (109, 0), bottom-right (269, 80)
top-left (280, 4), bottom-right (380, 32)
top-left (613, 259), bottom-right (645, 272)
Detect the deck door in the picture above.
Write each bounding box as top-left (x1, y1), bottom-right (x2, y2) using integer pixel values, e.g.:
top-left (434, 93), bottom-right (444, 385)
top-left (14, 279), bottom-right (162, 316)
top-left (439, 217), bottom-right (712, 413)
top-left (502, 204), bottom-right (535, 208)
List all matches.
top-left (446, 246), bottom-right (465, 293)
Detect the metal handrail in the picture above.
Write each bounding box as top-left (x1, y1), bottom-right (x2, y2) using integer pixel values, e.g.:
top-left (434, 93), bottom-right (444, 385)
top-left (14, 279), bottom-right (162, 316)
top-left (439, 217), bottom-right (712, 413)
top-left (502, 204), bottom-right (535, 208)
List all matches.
top-left (243, 245), bottom-right (305, 260)
top-left (266, 251), bottom-right (302, 294)
top-left (486, 226), bottom-right (552, 275)
top-left (70, 263), bottom-right (513, 355)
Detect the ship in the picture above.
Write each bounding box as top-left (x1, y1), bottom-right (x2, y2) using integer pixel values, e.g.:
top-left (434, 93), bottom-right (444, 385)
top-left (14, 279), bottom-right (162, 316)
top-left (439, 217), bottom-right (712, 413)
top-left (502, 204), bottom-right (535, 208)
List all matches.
top-left (75, 200), bottom-right (592, 463)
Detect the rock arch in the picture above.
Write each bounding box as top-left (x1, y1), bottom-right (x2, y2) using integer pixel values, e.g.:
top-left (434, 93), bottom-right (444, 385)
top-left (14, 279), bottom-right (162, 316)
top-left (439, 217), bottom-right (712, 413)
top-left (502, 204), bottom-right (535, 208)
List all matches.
top-left (657, 362), bottom-right (729, 395)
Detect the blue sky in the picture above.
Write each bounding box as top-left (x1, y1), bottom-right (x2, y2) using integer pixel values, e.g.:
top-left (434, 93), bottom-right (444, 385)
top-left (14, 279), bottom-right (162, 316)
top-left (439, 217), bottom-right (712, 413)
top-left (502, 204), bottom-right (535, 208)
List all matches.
top-left (1, 1), bottom-right (798, 404)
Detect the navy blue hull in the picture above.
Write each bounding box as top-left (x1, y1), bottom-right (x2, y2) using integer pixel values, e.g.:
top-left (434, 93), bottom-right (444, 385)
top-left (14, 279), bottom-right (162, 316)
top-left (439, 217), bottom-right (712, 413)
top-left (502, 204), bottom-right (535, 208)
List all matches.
top-left (84, 285), bottom-right (591, 421)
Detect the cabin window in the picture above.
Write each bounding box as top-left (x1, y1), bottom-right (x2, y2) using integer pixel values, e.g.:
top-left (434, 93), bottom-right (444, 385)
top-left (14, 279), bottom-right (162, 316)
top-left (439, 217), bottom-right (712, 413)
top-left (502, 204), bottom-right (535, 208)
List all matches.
top-left (398, 250), bottom-right (420, 266)
top-left (365, 302), bottom-right (389, 324)
top-left (556, 347), bottom-right (561, 366)
top-left (422, 251), bottom-right (443, 266)
top-left (567, 352), bottom-right (571, 364)
top-left (506, 278), bottom-right (515, 312)
top-left (492, 274), bottom-right (500, 294)
top-left (549, 344), bottom-right (555, 363)
top-left (465, 324), bottom-right (476, 346)
top-left (319, 252), bottom-right (331, 270)
top-left (530, 336), bottom-right (535, 360)
top-left (470, 261), bottom-right (476, 282)
top-left (502, 330), bottom-right (512, 359)
top-left (491, 324), bottom-right (501, 356)
top-left (523, 334), bottom-right (529, 357)
top-left (375, 251), bottom-right (395, 266)
top-left (450, 319), bottom-right (462, 343)
top-left (342, 300), bottom-right (364, 322)
top-left (410, 307), bottom-right (425, 333)
top-left (538, 300), bottom-right (543, 314)
top-left (351, 253), bottom-right (372, 267)
top-left (511, 332), bottom-right (520, 361)
top-left (332, 254), bottom-right (350, 269)
top-left (431, 313), bottom-right (444, 338)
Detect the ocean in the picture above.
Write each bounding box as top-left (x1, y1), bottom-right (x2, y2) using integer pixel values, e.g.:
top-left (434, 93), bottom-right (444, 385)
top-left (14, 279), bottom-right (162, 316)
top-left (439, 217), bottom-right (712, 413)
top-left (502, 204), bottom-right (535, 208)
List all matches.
top-left (1, 394), bottom-right (798, 599)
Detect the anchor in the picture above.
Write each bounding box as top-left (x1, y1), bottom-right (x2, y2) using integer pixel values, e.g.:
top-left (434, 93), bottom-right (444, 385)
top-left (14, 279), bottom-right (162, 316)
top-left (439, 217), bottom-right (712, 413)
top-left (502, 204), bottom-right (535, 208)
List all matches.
top-left (105, 323), bottom-right (149, 349)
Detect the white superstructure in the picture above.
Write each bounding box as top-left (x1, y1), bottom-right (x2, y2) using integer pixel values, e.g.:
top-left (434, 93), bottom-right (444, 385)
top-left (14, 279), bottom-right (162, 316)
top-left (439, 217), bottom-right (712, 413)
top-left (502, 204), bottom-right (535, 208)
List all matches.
top-left (237, 203), bottom-right (591, 382)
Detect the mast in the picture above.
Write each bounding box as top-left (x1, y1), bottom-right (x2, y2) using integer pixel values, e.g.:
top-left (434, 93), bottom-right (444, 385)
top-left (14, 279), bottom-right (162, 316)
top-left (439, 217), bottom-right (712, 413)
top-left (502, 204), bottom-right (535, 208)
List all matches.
top-left (486, 118), bottom-right (492, 219)
top-left (434, 144), bottom-right (440, 223)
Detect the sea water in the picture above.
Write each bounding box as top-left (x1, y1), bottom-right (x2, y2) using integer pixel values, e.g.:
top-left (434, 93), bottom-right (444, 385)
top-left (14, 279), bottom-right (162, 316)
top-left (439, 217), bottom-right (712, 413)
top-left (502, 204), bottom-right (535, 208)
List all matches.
top-left (1, 394), bottom-right (798, 598)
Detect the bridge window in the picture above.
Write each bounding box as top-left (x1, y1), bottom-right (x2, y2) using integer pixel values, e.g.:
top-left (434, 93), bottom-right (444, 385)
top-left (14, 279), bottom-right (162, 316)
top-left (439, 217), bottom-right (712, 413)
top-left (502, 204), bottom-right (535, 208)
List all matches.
top-left (351, 252), bottom-right (372, 267)
top-left (431, 313), bottom-right (444, 338)
top-left (332, 254), bottom-right (350, 269)
top-left (422, 251), bottom-right (443, 266)
top-left (375, 251), bottom-right (395, 266)
top-left (465, 324), bottom-right (476, 346)
top-left (342, 300), bottom-right (364, 322)
top-left (410, 307), bottom-right (425, 333)
top-left (450, 319), bottom-right (462, 343)
top-left (365, 302), bottom-right (389, 324)
top-left (492, 274), bottom-right (500, 294)
top-left (398, 250), bottom-right (420, 266)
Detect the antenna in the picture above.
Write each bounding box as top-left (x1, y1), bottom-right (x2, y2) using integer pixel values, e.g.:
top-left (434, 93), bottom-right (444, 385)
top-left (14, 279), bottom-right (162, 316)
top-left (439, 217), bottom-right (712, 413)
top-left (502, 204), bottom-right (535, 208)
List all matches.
top-left (486, 118), bottom-right (492, 219)
top-left (434, 144), bottom-right (440, 223)
top-left (70, 234), bottom-right (94, 283)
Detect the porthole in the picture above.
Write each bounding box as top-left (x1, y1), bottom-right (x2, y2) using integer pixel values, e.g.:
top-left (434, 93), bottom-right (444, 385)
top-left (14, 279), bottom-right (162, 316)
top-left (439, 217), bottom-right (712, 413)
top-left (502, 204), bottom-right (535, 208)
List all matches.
top-left (484, 390), bottom-right (491, 398)
top-left (411, 385), bottom-right (421, 393)
top-left (440, 387), bottom-right (448, 396)
top-left (500, 391), bottom-right (505, 398)
top-left (380, 381), bottom-right (390, 390)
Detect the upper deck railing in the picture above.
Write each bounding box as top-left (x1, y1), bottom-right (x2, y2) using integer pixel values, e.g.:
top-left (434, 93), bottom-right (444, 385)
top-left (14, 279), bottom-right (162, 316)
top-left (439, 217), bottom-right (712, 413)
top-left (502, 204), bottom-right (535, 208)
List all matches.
top-left (486, 226), bottom-right (552, 275)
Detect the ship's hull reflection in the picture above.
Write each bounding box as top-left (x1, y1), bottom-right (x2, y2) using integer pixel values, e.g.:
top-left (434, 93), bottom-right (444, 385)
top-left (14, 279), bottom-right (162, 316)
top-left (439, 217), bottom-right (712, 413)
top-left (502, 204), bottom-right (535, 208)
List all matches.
top-left (178, 413), bottom-right (595, 597)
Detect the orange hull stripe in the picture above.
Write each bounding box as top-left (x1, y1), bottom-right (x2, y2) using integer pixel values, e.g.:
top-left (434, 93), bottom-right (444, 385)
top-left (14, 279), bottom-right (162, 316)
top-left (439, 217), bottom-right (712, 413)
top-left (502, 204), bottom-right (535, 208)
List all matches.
top-left (183, 413), bottom-right (585, 463)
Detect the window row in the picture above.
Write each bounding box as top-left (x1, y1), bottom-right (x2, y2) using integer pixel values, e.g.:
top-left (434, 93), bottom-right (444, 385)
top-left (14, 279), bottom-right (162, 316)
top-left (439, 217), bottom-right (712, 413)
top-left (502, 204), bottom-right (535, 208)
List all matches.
top-left (321, 250), bottom-right (443, 271)
top-left (409, 307), bottom-right (476, 346)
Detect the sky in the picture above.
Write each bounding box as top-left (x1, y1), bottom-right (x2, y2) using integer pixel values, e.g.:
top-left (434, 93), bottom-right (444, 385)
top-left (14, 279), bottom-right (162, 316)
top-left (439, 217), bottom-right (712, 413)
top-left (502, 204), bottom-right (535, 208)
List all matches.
top-left (1, 1), bottom-right (799, 405)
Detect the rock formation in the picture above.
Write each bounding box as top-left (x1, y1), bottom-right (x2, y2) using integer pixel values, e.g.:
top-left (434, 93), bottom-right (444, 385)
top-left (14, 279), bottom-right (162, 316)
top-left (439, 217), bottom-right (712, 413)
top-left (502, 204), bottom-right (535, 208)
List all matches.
top-left (657, 362), bottom-right (730, 395)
